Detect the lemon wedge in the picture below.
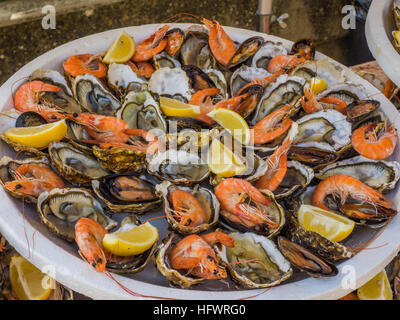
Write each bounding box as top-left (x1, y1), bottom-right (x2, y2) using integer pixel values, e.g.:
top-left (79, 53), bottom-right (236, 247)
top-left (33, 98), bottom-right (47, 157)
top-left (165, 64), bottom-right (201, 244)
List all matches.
top-left (207, 139), bottom-right (246, 177)
top-left (309, 77), bottom-right (328, 95)
top-left (207, 108), bottom-right (250, 145)
top-left (9, 255), bottom-right (54, 300)
top-left (4, 119), bottom-right (67, 149)
top-left (103, 31), bottom-right (135, 64)
top-left (297, 204), bottom-right (355, 242)
top-left (357, 270), bottom-right (393, 300)
top-left (159, 96), bottom-right (201, 118)
top-left (102, 222), bottom-right (158, 257)
top-left (393, 30), bottom-right (400, 46)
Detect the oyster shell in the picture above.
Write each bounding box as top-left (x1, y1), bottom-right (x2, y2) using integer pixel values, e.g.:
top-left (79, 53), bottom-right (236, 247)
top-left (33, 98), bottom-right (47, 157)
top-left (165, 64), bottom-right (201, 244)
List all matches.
top-left (117, 90), bottom-right (167, 133)
top-left (316, 82), bottom-right (368, 105)
top-left (216, 232), bottom-right (293, 288)
top-left (147, 150), bottom-right (210, 185)
top-left (288, 141), bottom-right (339, 166)
top-left (48, 141), bottom-right (109, 185)
top-left (204, 68), bottom-right (228, 99)
top-left (92, 173), bottom-right (161, 214)
top-left (156, 181), bottom-right (219, 235)
top-left (148, 67), bottom-right (192, 102)
top-left (30, 68), bottom-right (73, 96)
top-left (230, 65), bottom-right (270, 96)
top-left (153, 52), bottom-right (181, 69)
top-left (107, 63), bottom-right (147, 97)
top-left (37, 188), bottom-right (117, 241)
top-left (251, 41), bottom-right (288, 70)
top-left (105, 216), bottom-right (157, 274)
top-left (72, 73), bottom-right (121, 115)
top-left (315, 156), bottom-right (400, 193)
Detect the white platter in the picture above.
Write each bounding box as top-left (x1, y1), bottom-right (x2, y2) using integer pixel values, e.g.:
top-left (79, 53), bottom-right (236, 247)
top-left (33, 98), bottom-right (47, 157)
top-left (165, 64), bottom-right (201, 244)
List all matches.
top-left (0, 23), bottom-right (399, 300)
top-left (366, 0), bottom-right (400, 87)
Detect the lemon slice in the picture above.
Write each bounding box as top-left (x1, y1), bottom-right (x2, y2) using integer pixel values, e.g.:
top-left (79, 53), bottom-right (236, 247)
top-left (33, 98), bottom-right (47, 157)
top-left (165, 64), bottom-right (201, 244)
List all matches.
top-left (9, 255), bottom-right (54, 300)
top-left (297, 204), bottom-right (355, 242)
top-left (103, 31), bottom-right (135, 64)
top-left (207, 108), bottom-right (250, 145)
top-left (159, 96), bottom-right (201, 118)
top-left (357, 270), bottom-right (393, 300)
top-left (309, 77), bottom-right (328, 95)
top-left (102, 222), bottom-right (158, 257)
top-left (4, 119), bottom-right (67, 149)
top-left (207, 139), bottom-right (246, 177)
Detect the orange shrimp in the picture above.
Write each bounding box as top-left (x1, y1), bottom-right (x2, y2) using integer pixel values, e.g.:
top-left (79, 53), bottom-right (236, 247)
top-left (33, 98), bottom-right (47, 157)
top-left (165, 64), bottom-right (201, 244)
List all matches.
top-left (312, 174), bottom-right (397, 220)
top-left (63, 54), bottom-right (107, 78)
top-left (64, 113), bottom-right (165, 154)
top-left (301, 87), bottom-right (347, 114)
top-left (267, 54), bottom-right (306, 73)
top-left (235, 70), bottom-right (284, 96)
top-left (165, 28), bottom-right (184, 57)
top-left (215, 178), bottom-right (278, 232)
top-left (351, 123), bottom-right (397, 160)
top-left (168, 189), bottom-right (207, 227)
top-left (169, 231), bottom-right (234, 279)
top-left (215, 89), bottom-right (260, 118)
top-left (132, 25), bottom-right (169, 62)
top-left (250, 105), bottom-right (293, 145)
top-left (13, 81), bottom-right (65, 122)
top-left (4, 164), bottom-right (64, 197)
top-left (189, 88), bottom-right (220, 125)
top-left (75, 218), bottom-right (109, 272)
top-left (202, 18), bottom-right (236, 67)
top-left (126, 61), bottom-right (155, 78)
top-left (318, 97), bottom-right (347, 114)
top-left (255, 139), bottom-right (292, 192)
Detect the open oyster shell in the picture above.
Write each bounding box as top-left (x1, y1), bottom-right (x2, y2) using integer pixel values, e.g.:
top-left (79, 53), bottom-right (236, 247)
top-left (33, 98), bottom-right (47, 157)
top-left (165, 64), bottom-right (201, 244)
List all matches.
top-left (155, 181), bottom-right (219, 235)
top-left (251, 41), bottom-right (288, 70)
top-left (37, 188), bottom-right (117, 242)
top-left (92, 173), bottom-right (161, 214)
top-left (107, 63), bottom-right (147, 97)
top-left (215, 232), bottom-right (293, 288)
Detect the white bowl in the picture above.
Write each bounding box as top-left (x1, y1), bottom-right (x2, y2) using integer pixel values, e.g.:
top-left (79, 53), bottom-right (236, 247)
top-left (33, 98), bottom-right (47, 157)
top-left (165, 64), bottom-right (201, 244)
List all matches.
top-left (366, 0), bottom-right (400, 87)
top-left (0, 23), bottom-right (399, 300)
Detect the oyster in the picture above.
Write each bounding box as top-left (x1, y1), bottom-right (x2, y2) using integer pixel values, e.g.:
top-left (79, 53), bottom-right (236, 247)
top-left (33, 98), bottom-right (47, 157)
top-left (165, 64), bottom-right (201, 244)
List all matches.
top-left (105, 216), bottom-right (157, 274)
top-left (252, 74), bottom-right (305, 124)
top-left (117, 90), bottom-right (167, 133)
top-left (155, 232), bottom-right (205, 288)
top-left (204, 68), bottom-right (228, 99)
top-left (315, 156), bottom-right (400, 193)
top-left (0, 156), bottom-right (51, 203)
top-left (273, 161), bottom-right (314, 199)
top-left (251, 41), bottom-right (288, 70)
top-left (72, 73), bottom-right (121, 115)
top-left (277, 236), bottom-right (338, 278)
top-left (156, 181), bottom-right (219, 234)
top-left (147, 150), bottom-right (210, 185)
top-left (153, 52), bottom-right (181, 69)
top-left (30, 68), bottom-right (73, 95)
top-left (148, 67), bottom-right (192, 102)
top-left (216, 232), bottom-right (293, 288)
top-left (230, 65), bottom-right (269, 96)
top-left (48, 141), bottom-right (109, 185)
top-left (92, 173), bottom-right (161, 213)
top-left (37, 188), bottom-right (117, 241)
top-left (288, 141), bottom-right (339, 166)
top-left (316, 82), bottom-right (368, 105)
top-left (107, 63), bottom-right (147, 97)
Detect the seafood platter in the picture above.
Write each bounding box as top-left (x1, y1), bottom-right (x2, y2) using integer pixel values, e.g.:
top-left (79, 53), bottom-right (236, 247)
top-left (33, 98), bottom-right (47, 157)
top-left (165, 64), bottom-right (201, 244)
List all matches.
top-left (0, 21), bottom-right (399, 300)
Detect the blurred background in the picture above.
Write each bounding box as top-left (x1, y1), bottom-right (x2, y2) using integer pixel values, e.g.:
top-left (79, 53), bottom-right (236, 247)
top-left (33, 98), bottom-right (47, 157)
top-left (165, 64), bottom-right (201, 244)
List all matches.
top-left (0, 0), bottom-right (373, 85)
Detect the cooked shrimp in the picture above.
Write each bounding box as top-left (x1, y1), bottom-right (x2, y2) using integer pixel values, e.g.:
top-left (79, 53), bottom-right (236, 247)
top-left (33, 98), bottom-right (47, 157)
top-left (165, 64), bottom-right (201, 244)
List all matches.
top-left (4, 164), bottom-right (64, 197)
top-left (189, 88), bottom-right (220, 125)
top-left (75, 218), bottom-right (109, 272)
top-left (63, 54), bottom-right (107, 78)
top-left (301, 87), bottom-right (347, 114)
top-left (126, 61), bottom-right (155, 78)
top-left (215, 178), bottom-right (278, 231)
top-left (351, 122), bottom-right (397, 160)
top-left (312, 174), bottom-right (397, 220)
top-left (132, 25), bottom-right (169, 62)
top-left (169, 232), bottom-right (234, 279)
top-left (14, 81), bottom-right (65, 122)
top-left (255, 139), bottom-right (292, 192)
top-left (267, 54), bottom-right (306, 73)
top-left (250, 105), bottom-right (293, 145)
top-left (202, 18), bottom-right (236, 66)
top-left (168, 189), bottom-right (207, 227)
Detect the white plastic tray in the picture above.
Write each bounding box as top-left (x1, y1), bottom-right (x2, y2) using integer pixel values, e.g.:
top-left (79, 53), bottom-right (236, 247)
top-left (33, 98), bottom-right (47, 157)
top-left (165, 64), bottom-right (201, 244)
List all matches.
top-left (0, 23), bottom-right (399, 300)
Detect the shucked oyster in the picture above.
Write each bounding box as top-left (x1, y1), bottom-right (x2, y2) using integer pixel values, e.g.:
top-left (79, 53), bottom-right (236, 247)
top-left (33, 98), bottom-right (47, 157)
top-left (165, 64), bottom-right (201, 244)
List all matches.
top-left (147, 150), bottom-right (210, 185)
top-left (215, 232), bottom-right (293, 288)
top-left (156, 181), bottom-right (219, 235)
top-left (251, 41), bottom-right (288, 70)
top-left (49, 141), bottom-right (109, 185)
top-left (230, 65), bottom-right (270, 96)
top-left (37, 188), bottom-right (117, 241)
top-left (72, 73), bottom-right (121, 115)
top-left (315, 156), bottom-right (400, 193)
top-left (107, 63), bottom-right (147, 97)
top-left (92, 173), bottom-right (161, 214)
